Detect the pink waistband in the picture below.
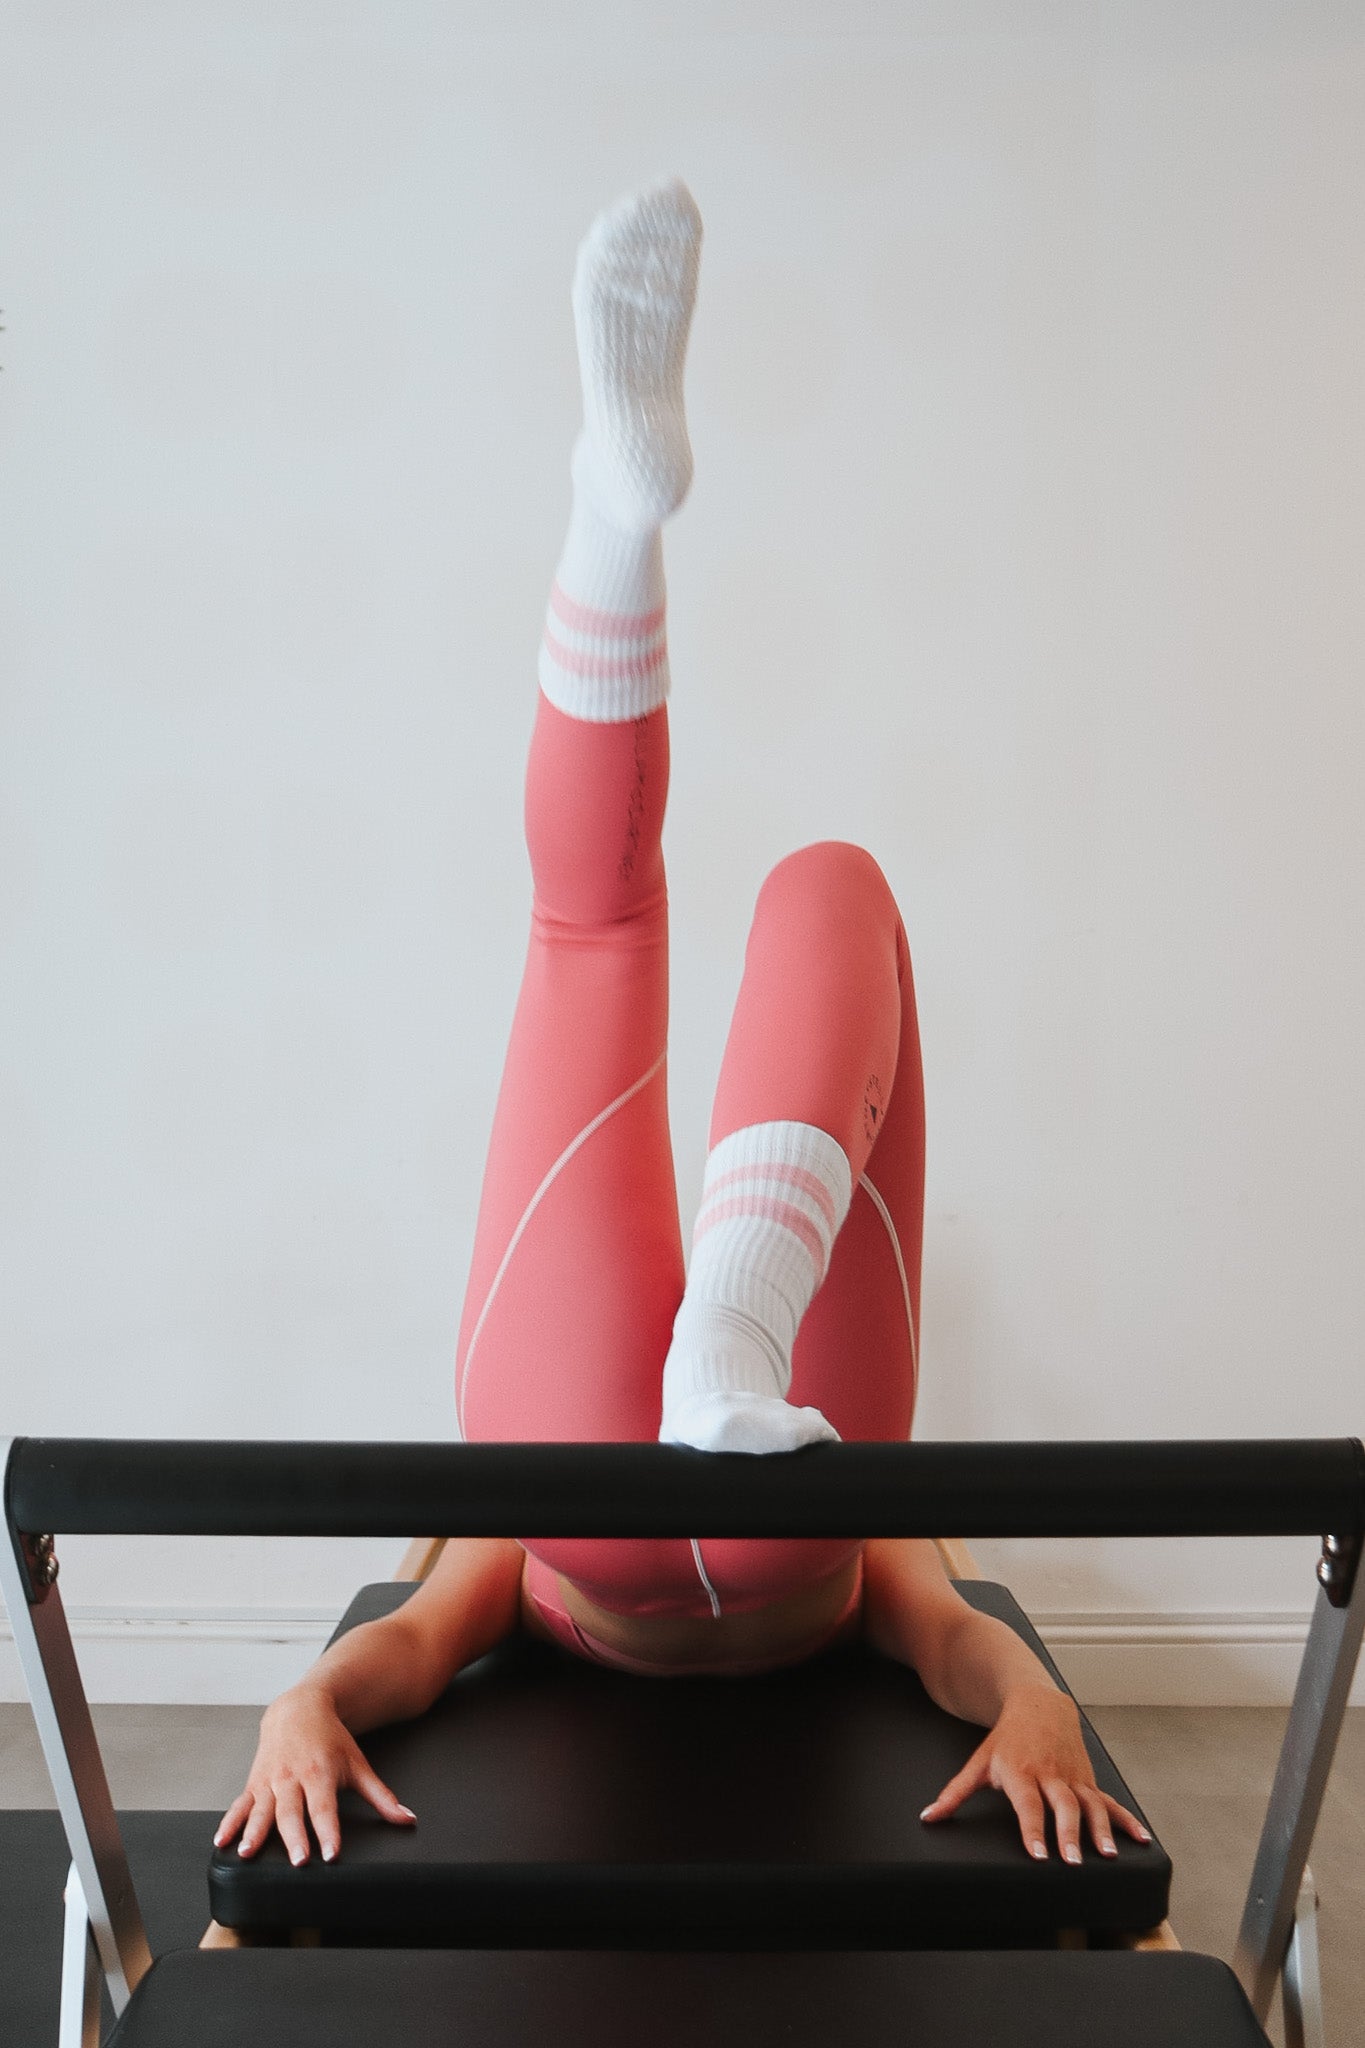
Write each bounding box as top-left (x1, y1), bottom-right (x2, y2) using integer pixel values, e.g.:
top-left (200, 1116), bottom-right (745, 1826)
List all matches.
top-left (522, 1549), bottom-right (863, 1678)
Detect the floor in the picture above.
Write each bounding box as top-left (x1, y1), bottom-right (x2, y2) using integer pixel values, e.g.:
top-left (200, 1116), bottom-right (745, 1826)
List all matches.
top-left (1092, 1707), bottom-right (1364, 2046)
top-left (2, 1703), bottom-right (1360, 2047)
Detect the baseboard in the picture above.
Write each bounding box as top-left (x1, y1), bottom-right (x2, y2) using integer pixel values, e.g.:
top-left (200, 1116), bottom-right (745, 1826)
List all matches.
top-left (1033, 1611), bottom-right (1365, 1707)
top-left (0, 1608), bottom-right (336, 1706)
top-left (1, 1605), bottom-right (1361, 1707)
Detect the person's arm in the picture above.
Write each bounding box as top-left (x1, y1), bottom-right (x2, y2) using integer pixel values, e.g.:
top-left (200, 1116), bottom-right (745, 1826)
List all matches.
top-left (215, 1535), bottom-right (526, 1867)
top-left (861, 1536), bottom-right (1152, 1863)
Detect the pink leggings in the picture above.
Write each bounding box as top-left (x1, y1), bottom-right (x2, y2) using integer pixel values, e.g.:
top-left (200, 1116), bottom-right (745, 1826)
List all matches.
top-left (456, 694), bottom-right (925, 1621)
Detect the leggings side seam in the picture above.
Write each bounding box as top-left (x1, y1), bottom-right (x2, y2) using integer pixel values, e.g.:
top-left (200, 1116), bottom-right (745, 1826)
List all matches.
top-left (857, 1171), bottom-right (918, 1421)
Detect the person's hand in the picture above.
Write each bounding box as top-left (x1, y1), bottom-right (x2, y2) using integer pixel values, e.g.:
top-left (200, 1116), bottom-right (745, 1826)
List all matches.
top-left (214, 1684), bottom-right (416, 1866)
top-left (919, 1682), bottom-right (1152, 1862)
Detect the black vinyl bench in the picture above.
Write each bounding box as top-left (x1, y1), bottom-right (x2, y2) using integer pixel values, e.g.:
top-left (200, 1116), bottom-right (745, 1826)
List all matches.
top-left (208, 1577), bottom-right (1170, 1945)
top-left (106, 1948), bottom-right (1270, 2047)
top-left (4, 1435), bottom-right (1362, 2047)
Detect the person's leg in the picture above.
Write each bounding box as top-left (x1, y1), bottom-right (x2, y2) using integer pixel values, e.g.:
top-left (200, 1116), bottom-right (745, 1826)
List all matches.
top-left (660, 841), bottom-right (924, 1609)
top-left (458, 180), bottom-right (720, 1612)
top-left (455, 694), bottom-right (682, 1446)
top-left (457, 178), bottom-right (703, 1444)
top-left (661, 840), bottom-right (923, 1452)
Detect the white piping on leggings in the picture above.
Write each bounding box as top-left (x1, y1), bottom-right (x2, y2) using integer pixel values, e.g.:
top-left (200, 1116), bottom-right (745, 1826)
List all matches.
top-left (456, 1048), bottom-right (668, 1435)
top-left (857, 1171), bottom-right (918, 1390)
top-left (690, 1538), bottom-right (723, 1619)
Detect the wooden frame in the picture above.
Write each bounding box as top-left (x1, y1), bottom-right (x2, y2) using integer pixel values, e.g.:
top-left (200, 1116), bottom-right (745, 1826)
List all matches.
top-left (395, 1536), bottom-right (447, 1583)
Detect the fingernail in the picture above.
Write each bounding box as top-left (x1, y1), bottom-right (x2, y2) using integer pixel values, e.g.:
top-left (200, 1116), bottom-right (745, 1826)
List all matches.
top-left (1138, 1827), bottom-right (1152, 1842)
top-left (1031, 1841), bottom-right (1048, 1860)
top-left (290, 1851), bottom-right (305, 1867)
top-left (399, 1805), bottom-right (417, 1821)
top-left (212, 1833), bottom-right (223, 1847)
top-left (1064, 1844), bottom-right (1082, 1865)
top-left (1101, 1840), bottom-right (1116, 1857)
top-left (322, 1846), bottom-right (336, 1863)
top-left (919, 1806), bottom-right (934, 1821)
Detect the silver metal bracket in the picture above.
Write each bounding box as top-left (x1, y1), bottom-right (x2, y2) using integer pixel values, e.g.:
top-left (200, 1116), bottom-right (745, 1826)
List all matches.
top-left (21, 1529), bottom-right (59, 1602)
top-left (1317, 1530), bottom-right (1361, 1608)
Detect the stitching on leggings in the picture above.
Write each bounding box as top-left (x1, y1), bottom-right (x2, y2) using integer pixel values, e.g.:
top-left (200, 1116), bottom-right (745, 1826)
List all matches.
top-left (857, 1172), bottom-right (918, 1399)
top-left (456, 1049), bottom-right (668, 1433)
top-left (569, 1618), bottom-right (617, 1667)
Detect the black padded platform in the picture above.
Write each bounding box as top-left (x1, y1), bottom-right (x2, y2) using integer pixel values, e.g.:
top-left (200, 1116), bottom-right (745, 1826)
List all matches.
top-left (107, 1949), bottom-right (1269, 2047)
top-left (209, 1580), bottom-right (1169, 1944)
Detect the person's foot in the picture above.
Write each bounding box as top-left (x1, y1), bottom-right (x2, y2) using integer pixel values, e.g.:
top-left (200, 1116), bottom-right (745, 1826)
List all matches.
top-left (570, 176), bottom-right (703, 530)
top-left (661, 1387), bottom-right (841, 1454)
top-left (658, 1122), bottom-right (851, 1455)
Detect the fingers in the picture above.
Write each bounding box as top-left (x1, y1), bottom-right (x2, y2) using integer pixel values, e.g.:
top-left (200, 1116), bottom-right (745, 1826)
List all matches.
top-left (1034, 1783), bottom-right (1155, 1862)
top-left (220, 1752), bottom-right (414, 1871)
top-left (303, 1769), bottom-right (342, 1865)
top-left (1002, 1771), bottom-right (1050, 1862)
top-left (1078, 1787), bottom-right (1118, 1857)
top-left (919, 1744), bottom-right (990, 1824)
top-left (214, 1793), bottom-right (251, 1850)
top-left (1104, 1792), bottom-right (1153, 1845)
top-left (922, 1751), bottom-right (1155, 1865)
top-left (235, 1790), bottom-right (278, 1861)
top-left (274, 1780), bottom-right (312, 1868)
top-left (1044, 1780), bottom-right (1083, 1865)
top-left (349, 1754), bottom-right (417, 1829)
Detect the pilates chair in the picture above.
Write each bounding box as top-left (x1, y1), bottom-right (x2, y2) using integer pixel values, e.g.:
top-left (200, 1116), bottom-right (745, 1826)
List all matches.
top-left (4, 1436), bottom-right (1361, 2046)
top-left (206, 1564), bottom-right (1172, 1950)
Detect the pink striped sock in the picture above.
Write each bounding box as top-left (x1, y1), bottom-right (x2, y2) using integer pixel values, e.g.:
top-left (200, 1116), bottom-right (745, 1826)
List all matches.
top-left (537, 178), bottom-right (701, 724)
top-left (659, 1121), bottom-right (853, 1454)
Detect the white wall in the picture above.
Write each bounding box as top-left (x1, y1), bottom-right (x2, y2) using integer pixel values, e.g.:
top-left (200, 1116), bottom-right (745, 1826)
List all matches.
top-left (2, 1), bottom-right (1363, 1704)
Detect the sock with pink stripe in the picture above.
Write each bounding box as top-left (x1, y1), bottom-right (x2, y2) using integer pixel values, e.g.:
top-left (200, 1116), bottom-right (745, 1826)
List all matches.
top-left (538, 177), bottom-right (702, 723)
top-left (659, 1121), bottom-right (853, 1453)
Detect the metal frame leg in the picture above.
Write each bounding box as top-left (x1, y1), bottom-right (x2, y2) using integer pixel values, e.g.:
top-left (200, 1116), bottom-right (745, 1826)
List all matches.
top-left (0, 1445), bottom-right (151, 2017)
top-left (60, 1862), bottom-right (104, 2048)
top-left (1281, 1866), bottom-right (1325, 2048)
top-left (1233, 1554), bottom-right (1365, 2027)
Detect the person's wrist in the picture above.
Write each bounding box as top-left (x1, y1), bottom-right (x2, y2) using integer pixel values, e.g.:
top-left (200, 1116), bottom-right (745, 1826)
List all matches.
top-left (999, 1676), bottom-right (1067, 1716)
top-left (263, 1678), bottom-right (335, 1728)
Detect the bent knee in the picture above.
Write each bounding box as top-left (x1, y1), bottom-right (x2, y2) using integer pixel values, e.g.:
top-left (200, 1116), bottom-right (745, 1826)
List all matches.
top-left (756, 841), bottom-right (896, 920)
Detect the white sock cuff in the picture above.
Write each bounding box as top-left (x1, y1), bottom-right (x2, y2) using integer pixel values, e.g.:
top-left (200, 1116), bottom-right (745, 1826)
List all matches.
top-left (693, 1120), bottom-right (853, 1283)
top-left (538, 469), bottom-right (670, 723)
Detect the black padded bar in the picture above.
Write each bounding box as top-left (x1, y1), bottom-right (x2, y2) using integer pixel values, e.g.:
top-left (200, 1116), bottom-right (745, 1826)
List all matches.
top-left (8, 1435), bottom-right (1364, 1541)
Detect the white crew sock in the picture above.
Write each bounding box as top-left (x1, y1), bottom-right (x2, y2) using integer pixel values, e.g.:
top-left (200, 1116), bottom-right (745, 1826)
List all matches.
top-left (659, 1121), bottom-right (853, 1453)
top-left (538, 177), bottom-right (703, 723)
